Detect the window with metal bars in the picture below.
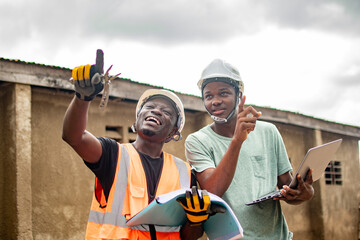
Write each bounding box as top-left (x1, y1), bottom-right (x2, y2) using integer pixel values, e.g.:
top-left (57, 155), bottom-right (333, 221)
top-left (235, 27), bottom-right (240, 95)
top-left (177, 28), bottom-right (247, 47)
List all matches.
top-left (324, 161), bottom-right (342, 185)
top-left (105, 126), bottom-right (136, 143)
top-left (105, 126), bottom-right (123, 142)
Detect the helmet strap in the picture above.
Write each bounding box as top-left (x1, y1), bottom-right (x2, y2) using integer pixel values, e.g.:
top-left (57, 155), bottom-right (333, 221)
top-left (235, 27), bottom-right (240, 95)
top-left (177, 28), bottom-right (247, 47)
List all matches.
top-left (205, 90), bottom-right (240, 124)
top-left (210, 109), bottom-right (235, 123)
top-left (165, 131), bottom-right (182, 143)
top-left (131, 123), bottom-right (137, 133)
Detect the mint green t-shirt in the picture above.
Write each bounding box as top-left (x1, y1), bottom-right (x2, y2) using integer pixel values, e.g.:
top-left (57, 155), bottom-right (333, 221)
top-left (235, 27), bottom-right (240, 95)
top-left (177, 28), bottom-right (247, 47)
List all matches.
top-left (185, 120), bottom-right (293, 240)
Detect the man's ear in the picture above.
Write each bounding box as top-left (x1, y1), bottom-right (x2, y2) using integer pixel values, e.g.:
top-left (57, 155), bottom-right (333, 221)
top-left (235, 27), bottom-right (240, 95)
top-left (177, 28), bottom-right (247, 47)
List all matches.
top-left (165, 127), bottom-right (179, 143)
top-left (169, 127), bottom-right (178, 138)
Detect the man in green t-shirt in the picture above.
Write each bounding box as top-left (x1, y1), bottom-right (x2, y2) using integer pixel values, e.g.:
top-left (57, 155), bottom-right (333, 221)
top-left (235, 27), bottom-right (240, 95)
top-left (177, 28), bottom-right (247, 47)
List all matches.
top-left (185, 59), bottom-right (314, 240)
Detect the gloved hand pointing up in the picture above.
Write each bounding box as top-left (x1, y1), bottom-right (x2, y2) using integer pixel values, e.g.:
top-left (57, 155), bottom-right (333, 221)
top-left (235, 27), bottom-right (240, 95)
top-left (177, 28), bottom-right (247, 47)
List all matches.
top-left (72, 49), bottom-right (104, 101)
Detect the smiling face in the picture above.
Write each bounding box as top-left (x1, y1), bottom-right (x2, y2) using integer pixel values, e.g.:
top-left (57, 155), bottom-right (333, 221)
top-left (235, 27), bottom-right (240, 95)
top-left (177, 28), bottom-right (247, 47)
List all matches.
top-left (202, 81), bottom-right (237, 122)
top-left (135, 96), bottom-right (178, 142)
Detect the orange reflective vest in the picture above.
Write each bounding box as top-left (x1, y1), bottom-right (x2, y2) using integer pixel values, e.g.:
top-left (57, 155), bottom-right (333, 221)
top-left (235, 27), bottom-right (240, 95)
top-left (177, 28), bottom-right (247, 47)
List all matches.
top-left (86, 143), bottom-right (192, 240)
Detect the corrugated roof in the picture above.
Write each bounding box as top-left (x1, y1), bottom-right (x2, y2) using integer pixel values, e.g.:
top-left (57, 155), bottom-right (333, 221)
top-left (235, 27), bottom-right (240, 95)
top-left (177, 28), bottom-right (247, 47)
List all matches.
top-left (0, 57), bottom-right (70, 70)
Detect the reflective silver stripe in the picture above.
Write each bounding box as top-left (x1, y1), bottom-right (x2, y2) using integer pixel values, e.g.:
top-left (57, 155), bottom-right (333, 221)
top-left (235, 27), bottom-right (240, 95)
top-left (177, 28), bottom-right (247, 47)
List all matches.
top-left (172, 156), bottom-right (190, 188)
top-left (88, 145), bottom-right (129, 227)
top-left (88, 145), bottom-right (189, 233)
top-left (130, 225), bottom-right (181, 232)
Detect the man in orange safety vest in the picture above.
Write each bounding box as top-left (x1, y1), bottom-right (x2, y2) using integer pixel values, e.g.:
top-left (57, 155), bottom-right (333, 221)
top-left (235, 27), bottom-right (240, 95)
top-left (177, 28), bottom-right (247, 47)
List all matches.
top-left (62, 50), bottom-right (213, 240)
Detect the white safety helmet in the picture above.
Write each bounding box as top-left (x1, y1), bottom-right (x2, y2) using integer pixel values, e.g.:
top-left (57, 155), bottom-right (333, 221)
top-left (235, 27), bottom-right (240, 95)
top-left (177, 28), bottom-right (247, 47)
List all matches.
top-left (135, 89), bottom-right (185, 141)
top-left (197, 59), bottom-right (244, 124)
top-left (197, 58), bottom-right (244, 94)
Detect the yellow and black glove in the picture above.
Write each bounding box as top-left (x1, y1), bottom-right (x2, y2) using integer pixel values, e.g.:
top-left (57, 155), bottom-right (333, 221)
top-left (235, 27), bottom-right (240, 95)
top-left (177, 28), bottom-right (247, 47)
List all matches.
top-left (72, 49), bottom-right (104, 101)
top-left (176, 186), bottom-right (211, 225)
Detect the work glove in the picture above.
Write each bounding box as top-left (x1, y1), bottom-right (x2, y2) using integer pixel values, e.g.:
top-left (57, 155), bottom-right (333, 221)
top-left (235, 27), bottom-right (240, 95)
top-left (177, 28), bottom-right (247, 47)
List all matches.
top-left (72, 49), bottom-right (104, 101)
top-left (176, 186), bottom-right (226, 226)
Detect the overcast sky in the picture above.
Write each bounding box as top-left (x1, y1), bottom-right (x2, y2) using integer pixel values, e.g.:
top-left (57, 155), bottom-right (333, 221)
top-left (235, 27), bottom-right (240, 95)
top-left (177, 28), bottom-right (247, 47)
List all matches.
top-left (1, 0), bottom-right (360, 126)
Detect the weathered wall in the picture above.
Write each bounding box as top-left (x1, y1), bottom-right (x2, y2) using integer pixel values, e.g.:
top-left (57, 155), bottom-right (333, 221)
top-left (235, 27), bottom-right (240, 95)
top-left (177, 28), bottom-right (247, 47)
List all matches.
top-left (0, 83), bottom-right (15, 239)
top-left (320, 133), bottom-right (360, 240)
top-left (0, 83), bottom-right (33, 240)
top-left (31, 88), bottom-right (93, 240)
top-left (275, 123), bottom-right (360, 240)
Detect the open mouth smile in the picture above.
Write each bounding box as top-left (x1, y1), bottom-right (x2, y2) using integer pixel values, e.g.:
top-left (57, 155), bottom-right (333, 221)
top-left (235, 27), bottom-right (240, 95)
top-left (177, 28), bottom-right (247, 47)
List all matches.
top-left (145, 116), bottom-right (161, 125)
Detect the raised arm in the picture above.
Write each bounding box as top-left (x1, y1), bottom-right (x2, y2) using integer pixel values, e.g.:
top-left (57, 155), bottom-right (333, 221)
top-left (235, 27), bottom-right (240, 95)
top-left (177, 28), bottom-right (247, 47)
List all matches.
top-left (62, 50), bottom-right (105, 163)
top-left (62, 97), bottom-right (102, 163)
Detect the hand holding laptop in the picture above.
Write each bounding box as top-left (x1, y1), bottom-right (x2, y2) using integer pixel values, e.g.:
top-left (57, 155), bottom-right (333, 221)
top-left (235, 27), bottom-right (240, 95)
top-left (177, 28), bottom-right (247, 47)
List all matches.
top-left (246, 139), bottom-right (342, 206)
top-left (274, 169), bottom-right (314, 203)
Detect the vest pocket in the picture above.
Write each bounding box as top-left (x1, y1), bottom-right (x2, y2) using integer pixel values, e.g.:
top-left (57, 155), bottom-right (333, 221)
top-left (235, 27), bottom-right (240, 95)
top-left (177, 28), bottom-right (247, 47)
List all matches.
top-left (130, 185), bottom-right (145, 198)
top-left (128, 185), bottom-right (146, 218)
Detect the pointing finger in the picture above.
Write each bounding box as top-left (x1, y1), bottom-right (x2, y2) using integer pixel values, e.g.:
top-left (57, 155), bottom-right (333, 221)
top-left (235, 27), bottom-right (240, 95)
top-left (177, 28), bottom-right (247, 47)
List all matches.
top-left (240, 106), bottom-right (261, 119)
top-left (95, 49), bottom-right (104, 74)
top-left (238, 95), bottom-right (246, 113)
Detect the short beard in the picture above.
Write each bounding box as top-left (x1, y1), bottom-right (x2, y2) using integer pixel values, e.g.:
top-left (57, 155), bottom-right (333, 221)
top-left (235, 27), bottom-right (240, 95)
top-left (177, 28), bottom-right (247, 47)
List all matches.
top-left (142, 129), bottom-right (155, 137)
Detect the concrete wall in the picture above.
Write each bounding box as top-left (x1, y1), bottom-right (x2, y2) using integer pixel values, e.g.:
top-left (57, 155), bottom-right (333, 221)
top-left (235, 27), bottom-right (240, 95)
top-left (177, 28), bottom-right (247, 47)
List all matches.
top-left (1, 59), bottom-right (359, 240)
top-left (1, 83), bottom-right (33, 240)
top-left (320, 133), bottom-right (360, 240)
top-left (30, 88), bottom-right (90, 240)
top-left (275, 123), bottom-right (360, 240)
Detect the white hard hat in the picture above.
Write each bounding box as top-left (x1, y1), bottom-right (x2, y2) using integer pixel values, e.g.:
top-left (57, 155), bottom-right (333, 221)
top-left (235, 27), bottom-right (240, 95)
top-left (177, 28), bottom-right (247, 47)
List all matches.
top-left (197, 59), bottom-right (244, 93)
top-left (136, 89), bottom-right (185, 141)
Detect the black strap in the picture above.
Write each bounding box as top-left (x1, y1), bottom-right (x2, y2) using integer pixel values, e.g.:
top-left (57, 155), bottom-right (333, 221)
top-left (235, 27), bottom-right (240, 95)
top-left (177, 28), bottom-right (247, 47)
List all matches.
top-left (149, 224), bottom-right (157, 240)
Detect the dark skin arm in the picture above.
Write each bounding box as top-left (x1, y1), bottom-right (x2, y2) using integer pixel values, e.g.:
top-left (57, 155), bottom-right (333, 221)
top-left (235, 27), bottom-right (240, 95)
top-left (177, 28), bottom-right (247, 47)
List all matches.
top-left (274, 169), bottom-right (314, 204)
top-left (62, 96), bottom-right (102, 163)
top-left (180, 222), bottom-right (204, 240)
top-left (196, 96), bottom-right (261, 197)
top-left (179, 188), bottom-right (226, 239)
